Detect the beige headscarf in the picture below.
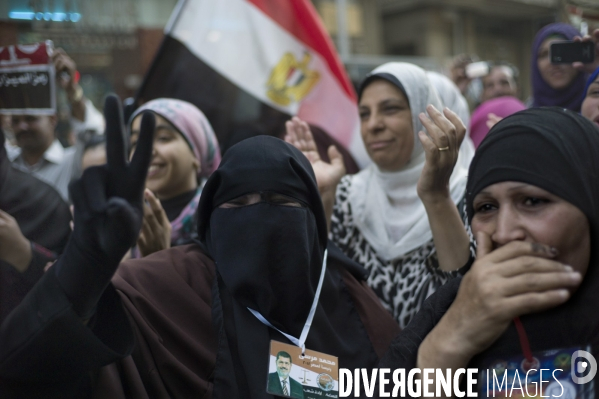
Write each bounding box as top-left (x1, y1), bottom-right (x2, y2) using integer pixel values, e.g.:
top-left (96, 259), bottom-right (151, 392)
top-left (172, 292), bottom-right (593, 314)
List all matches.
top-left (349, 63), bottom-right (472, 261)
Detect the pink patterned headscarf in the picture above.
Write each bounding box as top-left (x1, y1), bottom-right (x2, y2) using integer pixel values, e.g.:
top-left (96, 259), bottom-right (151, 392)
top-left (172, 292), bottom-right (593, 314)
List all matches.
top-left (130, 98), bottom-right (221, 178)
top-left (469, 96), bottom-right (526, 149)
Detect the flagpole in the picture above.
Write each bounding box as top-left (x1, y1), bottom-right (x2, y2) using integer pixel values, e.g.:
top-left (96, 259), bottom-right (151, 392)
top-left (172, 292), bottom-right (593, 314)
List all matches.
top-left (164, 0), bottom-right (188, 35)
top-left (335, 0), bottom-right (350, 63)
top-left (134, 0), bottom-right (188, 104)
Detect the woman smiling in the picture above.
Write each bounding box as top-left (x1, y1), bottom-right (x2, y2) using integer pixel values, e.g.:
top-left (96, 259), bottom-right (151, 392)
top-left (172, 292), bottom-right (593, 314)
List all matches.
top-left (129, 99), bottom-right (221, 257)
top-left (287, 62), bottom-right (474, 328)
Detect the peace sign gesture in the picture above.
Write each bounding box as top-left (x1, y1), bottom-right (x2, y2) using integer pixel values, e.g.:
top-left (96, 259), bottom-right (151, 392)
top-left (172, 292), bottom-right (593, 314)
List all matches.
top-left (54, 95), bottom-right (155, 318)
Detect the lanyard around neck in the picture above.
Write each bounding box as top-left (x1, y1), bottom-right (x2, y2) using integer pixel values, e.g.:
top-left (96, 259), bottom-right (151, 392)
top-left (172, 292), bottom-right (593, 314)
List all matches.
top-left (248, 249), bottom-right (328, 354)
top-left (513, 317), bottom-right (533, 362)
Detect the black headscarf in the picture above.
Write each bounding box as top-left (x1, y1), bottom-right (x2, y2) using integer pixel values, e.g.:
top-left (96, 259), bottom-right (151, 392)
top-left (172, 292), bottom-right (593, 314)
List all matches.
top-left (198, 136), bottom-right (380, 398)
top-left (466, 107), bottom-right (599, 364)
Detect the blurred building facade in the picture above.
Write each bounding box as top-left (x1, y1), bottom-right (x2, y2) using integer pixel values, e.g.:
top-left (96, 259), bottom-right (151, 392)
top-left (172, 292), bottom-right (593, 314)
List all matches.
top-left (1, 0), bottom-right (598, 108)
top-left (314, 0), bottom-right (599, 101)
top-left (0, 0), bottom-right (175, 108)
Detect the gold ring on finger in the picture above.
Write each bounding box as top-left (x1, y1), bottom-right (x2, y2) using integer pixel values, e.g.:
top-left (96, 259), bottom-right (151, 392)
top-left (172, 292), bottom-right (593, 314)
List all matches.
top-left (438, 146), bottom-right (450, 151)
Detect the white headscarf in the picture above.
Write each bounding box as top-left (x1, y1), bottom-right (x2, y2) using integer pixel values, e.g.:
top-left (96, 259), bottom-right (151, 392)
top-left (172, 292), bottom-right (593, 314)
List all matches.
top-left (348, 63), bottom-right (473, 261)
top-left (426, 70), bottom-right (476, 177)
top-left (426, 71), bottom-right (471, 127)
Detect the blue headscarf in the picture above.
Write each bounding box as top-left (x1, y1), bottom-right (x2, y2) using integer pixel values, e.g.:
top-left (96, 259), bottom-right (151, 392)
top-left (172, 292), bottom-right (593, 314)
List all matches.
top-left (531, 23), bottom-right (587, 112)
top-left (583, 66), bottom-right (599, 102)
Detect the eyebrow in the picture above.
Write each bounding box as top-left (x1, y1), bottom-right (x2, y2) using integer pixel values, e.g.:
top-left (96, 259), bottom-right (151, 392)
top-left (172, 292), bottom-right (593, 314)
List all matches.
top-left (131, 124), bottom-right (175, 136)
top-left (476, 183), bottom-right (537, 197)
top-left (359, 98), bottom-right (404, 108)
top-left (379, 98), bottom-right (403, 106)
top-left (506, 184), bottom-right (531, 191)
top-left (154, 124), bottom-right (177, 131)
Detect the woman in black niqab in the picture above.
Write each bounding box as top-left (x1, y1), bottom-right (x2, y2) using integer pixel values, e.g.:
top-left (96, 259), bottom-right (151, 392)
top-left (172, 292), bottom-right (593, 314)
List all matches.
top-left (197, 135), bottom-right (392, 398)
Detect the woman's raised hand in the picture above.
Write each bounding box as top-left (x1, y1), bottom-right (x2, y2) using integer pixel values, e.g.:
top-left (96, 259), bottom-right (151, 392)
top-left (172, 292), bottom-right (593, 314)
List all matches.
top-left (573, 29), bottom-right (599, 75)
top-left (433, 232), bottom-right (581, 360)
top-left (284, 116), bottom-right (346, 193)
top-left (416, 105), bottom-right (465, 202)
top-left (137, 189), bottom-right (172, 257)
top-left (487, 113), bottom-right (503, 130)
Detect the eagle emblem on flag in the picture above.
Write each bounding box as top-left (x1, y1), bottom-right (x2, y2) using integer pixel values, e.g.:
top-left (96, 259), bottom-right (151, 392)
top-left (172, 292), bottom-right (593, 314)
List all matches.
top-left (266, 52), bottom-right (320, 106)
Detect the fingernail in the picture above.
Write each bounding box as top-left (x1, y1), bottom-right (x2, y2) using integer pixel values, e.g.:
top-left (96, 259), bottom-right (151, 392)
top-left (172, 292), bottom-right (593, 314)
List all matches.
top-left (557, 289), bottom-right (569, 299)
top-left (564, 265), bottom-right (573, 272)
top-left (550, 246), bottom-right (559, 256)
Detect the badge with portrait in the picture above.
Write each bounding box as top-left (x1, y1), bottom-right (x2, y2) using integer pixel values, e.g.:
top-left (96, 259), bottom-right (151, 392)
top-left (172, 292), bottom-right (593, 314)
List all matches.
top-left (478, 345), bottom-right (595, 399)
top-left (267, 340), bottom-right (339, 399)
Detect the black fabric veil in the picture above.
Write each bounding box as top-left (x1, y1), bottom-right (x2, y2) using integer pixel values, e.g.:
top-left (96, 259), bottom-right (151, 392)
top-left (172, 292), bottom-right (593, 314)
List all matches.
top-left (197, 136), bottom-right (380, 398)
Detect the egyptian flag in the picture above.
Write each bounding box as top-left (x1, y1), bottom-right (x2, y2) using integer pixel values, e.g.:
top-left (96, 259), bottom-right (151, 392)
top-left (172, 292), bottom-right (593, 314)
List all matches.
top-left (135, 0), bottom-right (368, 169)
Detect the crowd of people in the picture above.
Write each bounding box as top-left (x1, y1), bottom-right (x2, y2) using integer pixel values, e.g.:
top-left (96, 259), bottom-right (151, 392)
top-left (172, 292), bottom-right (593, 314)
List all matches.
top-left (0, 20), bottom-right (598, 399)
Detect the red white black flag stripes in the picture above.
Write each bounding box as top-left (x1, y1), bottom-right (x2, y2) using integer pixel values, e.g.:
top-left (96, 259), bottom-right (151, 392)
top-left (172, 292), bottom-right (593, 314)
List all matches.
top-left (136, 0), bottom-right (368, 166)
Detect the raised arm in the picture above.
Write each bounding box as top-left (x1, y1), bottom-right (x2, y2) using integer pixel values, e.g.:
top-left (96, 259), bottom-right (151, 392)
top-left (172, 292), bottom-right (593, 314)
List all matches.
top-left (417, 105), bottom-right (470, 271)
top-left (572, 29), bottom-right (599, 75)
top-left (285, 117), bottom-right (346, 232)
top-left (52, 48), bottom-right (86, 122)
top-left (0, 95), bottom-right (155, 388)
top-left (53, 94), bottom-right (155, 319)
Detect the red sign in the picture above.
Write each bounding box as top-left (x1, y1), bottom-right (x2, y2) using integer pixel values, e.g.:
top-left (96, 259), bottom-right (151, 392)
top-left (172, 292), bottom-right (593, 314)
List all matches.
top-left (0, 41), bottom-right (56, 114)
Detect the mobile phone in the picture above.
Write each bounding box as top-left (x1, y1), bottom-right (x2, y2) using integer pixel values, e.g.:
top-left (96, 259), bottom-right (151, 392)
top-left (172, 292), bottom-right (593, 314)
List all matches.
top-left (466, 61), bottom-right (489, 79)
top-left (550, 41), bottom-right (595, 64)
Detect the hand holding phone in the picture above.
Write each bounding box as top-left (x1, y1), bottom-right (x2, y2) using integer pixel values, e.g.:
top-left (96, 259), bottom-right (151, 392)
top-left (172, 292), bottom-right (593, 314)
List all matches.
top-left (571, 29), bottom-right (599, 75)
top-left (550, 41), bottom-right (595, 64)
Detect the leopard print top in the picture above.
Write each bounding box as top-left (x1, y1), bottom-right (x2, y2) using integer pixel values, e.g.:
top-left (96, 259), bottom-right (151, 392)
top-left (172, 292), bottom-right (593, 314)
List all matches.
top-left (329, 175), bottom-right (473, 328)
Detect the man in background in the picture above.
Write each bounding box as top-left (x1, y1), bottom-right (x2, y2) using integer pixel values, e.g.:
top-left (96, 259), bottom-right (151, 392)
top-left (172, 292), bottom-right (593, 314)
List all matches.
top-left (7, 49), bottom-right (104, 201)
top-left (480, 63), bottom-right (519, 102)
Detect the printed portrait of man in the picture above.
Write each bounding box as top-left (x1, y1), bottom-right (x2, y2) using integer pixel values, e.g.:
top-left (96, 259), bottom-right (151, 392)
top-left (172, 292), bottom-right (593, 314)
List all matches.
top-left (267, 351), bottom-right (305, 398)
